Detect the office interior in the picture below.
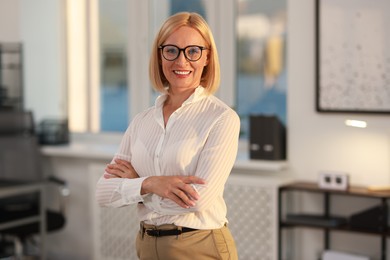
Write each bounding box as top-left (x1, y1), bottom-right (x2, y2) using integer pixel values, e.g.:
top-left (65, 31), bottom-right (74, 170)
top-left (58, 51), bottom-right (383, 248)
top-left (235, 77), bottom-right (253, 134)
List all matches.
top-left (1, 0), bottom-right (390, 259)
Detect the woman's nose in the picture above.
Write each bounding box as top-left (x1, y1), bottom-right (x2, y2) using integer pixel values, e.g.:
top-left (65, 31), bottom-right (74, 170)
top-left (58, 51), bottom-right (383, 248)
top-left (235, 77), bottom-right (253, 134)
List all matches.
top-left (175, 50), bottom-right (188, 64)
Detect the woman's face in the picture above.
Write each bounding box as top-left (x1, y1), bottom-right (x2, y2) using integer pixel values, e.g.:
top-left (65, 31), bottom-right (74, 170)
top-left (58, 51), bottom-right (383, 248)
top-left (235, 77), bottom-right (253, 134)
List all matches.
top-left (161, 26), bottom-right (208, 92)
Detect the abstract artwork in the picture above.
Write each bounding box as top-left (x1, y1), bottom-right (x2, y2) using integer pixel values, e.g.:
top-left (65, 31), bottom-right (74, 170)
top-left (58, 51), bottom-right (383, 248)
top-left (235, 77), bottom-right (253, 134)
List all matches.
top-left (316, 0), bottom-right (390, 113)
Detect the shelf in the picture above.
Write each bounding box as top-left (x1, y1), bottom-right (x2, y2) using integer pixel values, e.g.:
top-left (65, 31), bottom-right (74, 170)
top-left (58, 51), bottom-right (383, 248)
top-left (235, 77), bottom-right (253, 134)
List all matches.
top-left (280, 181), bottom-right (390, 198)
top-left (0, 42), bottom-right (23, 110)
top-left (0, 43), bottom-right (22, 52)
top-left (285, 213), bottom-right (347, 228)
top-left (281, 221), bottom-right (390, 236)
top-left (278, 181), bottom-right (390, 260)
top-left (0, 64), bottom-right (22, 70)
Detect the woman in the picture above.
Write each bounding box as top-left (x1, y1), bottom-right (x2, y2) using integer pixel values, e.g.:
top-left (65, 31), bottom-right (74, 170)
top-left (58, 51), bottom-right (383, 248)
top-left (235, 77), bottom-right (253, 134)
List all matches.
top-left (96, 12), bottom-right (240, 260)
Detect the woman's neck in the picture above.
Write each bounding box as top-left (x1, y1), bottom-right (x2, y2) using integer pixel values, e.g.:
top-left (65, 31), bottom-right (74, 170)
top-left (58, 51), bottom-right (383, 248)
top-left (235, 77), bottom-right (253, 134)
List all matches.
top-left (165, 86), bottom-right (197, 108)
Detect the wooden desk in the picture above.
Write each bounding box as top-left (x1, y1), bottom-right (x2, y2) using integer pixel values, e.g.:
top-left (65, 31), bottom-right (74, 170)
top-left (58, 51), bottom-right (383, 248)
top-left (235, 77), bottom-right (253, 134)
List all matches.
top-left (0, 181), bottom-right (46, 259)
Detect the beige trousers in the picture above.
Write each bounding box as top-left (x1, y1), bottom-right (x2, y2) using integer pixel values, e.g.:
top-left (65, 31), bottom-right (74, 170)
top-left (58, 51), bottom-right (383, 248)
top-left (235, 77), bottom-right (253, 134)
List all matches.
top-left (136, 223), bottom-right (238, 260)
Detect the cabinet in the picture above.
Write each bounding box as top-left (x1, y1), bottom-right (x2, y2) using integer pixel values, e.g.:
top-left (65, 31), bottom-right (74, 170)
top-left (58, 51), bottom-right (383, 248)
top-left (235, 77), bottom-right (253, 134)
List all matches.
top-left (0, 181), bottom-right (46, 259)
top-left (0, 43), bottom-right (23, 110)
top-left (278, 181), bottom-right (390, 260)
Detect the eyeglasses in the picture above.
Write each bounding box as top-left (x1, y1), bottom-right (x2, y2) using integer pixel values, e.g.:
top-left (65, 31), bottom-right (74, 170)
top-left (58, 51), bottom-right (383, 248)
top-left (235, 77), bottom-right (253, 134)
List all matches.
top-left (159, 45), bottom-right (208, 62)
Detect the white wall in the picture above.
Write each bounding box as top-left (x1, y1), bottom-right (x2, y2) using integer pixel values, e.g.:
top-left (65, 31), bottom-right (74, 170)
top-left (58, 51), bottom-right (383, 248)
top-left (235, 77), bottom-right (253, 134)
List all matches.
top-left (288, 0), bottom-right (390, 186)
top-left (1, 0), bottom-right (67, 122)
top-left (288, 0), bottom-right (390, 258)
top-left (0, 0), bottom-right (20, 42)
top-left (19, 0), bottom-right (67, 123)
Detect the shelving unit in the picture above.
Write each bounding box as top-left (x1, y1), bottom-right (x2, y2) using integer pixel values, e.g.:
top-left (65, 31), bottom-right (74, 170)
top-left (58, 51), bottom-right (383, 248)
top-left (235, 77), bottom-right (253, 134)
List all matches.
top-left (0, 181), bottom-right (46, 259)
top-left (0, 43), bottom-right (23, 110)
top-left (278, 181), bottom-right (390, 260)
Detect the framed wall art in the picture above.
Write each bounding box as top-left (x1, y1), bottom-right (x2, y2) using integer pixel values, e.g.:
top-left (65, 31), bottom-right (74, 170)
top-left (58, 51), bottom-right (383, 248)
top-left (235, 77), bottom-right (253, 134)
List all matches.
top-left (315, 0), bottom-right (390, 113)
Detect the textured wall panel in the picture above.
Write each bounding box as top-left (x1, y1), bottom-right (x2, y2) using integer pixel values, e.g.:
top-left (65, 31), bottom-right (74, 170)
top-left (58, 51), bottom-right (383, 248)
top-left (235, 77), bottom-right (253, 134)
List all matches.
top-left (225, 176), bottom-right (278, 260)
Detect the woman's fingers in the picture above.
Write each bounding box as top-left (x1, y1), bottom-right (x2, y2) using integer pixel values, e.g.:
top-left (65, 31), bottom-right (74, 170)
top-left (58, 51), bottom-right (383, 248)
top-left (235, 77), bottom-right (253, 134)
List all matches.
top-left (116, 159), bottom-right (135, 171)
top-left (113, 159), bottom-right (130, 172)
top-left (142, 176), bottom-right (205, 208)
top-left (184, 175), bottom-right (206, 185)
top-left (174, 188), bottom-right (196, 207)
top-left (182, 176), bottom-right (205, 201)
top-left (105, 159), bottom-right (140, 179)
top-left (170, 194), bottom-right (189, 208)
top-left (168, 191), bottom-right (193, 208)
top-left (105, 164), bottom-right (124, 177)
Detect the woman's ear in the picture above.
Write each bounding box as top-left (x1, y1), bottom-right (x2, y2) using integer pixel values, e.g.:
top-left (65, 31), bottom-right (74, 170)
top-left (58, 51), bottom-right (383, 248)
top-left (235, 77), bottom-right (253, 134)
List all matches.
top-left (204, 57), bottom-right (209, 66)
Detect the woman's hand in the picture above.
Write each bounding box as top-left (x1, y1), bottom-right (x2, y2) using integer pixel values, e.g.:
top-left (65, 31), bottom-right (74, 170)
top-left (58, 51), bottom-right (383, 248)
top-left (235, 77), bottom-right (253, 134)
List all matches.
top-left (141, 175), bottom-right (206, 208)
top-left (104, 159), bottom-right (139, 179)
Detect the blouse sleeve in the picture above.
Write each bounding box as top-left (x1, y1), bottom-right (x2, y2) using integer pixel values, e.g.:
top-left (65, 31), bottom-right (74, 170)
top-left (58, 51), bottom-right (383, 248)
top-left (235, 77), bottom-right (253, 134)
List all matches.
top-left (95, 121), bottom-right (150, 207)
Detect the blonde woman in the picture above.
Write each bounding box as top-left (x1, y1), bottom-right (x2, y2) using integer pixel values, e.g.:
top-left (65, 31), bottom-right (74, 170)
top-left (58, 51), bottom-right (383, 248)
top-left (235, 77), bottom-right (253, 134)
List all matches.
top-left (96, 12), bottom-right (239, 260)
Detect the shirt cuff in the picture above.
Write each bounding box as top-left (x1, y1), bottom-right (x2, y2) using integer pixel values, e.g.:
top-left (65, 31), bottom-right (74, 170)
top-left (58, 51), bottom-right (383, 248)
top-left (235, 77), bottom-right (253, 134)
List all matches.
top-left (121, 176), bottom-right (148, 204)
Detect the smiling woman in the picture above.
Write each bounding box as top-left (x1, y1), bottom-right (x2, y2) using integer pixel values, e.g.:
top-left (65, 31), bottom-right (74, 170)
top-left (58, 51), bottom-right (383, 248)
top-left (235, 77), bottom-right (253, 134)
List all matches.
top-left (96, 12), bottom-right (240, 260)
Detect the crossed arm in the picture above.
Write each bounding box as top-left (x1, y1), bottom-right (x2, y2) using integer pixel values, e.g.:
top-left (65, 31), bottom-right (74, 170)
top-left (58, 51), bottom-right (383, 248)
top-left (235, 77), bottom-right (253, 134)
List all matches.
top-left (99, 109), bottom-right (239, 212)
top-left (104, 159), bottom-right (205, 209)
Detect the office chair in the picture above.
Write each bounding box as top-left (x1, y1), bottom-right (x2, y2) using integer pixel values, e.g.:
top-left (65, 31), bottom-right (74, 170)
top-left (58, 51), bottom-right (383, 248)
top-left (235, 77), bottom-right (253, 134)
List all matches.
top-left (0, 110), bottom-right (69, 258)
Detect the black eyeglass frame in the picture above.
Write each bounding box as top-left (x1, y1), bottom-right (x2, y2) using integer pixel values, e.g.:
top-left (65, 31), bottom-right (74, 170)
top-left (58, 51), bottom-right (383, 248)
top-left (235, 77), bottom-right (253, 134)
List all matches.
top-left (159, 45), bottom-right (208, 62)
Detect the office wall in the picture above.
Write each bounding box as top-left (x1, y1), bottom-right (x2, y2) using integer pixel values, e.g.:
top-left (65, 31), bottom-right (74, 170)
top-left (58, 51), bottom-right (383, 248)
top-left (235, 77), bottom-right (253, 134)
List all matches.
top-left (0, 0), bottom-right (67, 123)
top-left (288, 0), bottom-right (390, 187)
top-left (0, 0), bottom-right (20, 42)
top-left (19, 0), bottom-right (67, 123)
top-left (288, 0), bottom-right (390, 258)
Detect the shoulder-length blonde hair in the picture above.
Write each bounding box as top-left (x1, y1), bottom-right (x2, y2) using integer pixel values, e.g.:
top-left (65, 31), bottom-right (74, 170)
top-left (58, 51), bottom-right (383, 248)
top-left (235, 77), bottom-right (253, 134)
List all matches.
top-left (149, 12), bottom-right (220, 95)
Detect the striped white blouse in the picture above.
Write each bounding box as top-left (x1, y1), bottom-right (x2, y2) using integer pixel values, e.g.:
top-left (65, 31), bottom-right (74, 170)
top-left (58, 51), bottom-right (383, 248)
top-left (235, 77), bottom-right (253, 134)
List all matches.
top-left (96, 86), bottom-right (240, 229)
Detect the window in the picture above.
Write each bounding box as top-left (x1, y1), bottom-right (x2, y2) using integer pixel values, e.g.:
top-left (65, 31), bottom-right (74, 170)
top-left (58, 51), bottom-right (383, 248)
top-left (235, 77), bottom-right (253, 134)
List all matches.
top-left (67, 0), bottom-right (287, 139)
top-left (236, 0), bottom-right (287, 139)
top-left (99, 0), bottom-right (129, 132)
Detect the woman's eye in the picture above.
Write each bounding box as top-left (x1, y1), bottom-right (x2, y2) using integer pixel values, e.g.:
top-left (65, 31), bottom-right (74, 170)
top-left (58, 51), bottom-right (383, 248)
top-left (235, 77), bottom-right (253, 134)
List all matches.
top-left (188, 48), bottom-right (200, 55)
top-left (166, 48), bottom-right (178, 54)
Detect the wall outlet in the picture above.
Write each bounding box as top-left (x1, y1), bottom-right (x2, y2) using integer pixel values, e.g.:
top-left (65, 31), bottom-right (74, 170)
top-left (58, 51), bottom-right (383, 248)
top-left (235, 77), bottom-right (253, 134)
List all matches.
top-left (318, 171), bottom-right (349, 190)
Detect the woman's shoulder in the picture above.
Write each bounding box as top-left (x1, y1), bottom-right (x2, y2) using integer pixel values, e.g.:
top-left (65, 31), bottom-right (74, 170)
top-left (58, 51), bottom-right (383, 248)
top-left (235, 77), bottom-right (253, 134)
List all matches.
top-left (130, 106), bottom-right (156, 124)
top-left (199, 95), bottom-right (240, 127)
top-left (205, 95), bottom-right (238, 116)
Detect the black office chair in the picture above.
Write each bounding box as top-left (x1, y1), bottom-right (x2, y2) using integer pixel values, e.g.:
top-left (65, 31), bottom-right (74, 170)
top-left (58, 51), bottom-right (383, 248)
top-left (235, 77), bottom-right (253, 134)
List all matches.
top-left (0, 110), bottom-right (69, 258)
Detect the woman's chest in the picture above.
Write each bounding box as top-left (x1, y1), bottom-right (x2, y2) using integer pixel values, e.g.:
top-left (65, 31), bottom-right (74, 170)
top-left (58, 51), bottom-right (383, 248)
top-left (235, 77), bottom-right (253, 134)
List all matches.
top-left (130, 120), bottom-right (209, 175)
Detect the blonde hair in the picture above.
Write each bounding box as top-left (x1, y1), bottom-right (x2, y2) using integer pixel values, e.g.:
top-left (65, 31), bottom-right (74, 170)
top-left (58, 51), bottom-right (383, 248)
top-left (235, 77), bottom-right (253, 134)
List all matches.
top-left (149, 12), bottom-right (220, 94)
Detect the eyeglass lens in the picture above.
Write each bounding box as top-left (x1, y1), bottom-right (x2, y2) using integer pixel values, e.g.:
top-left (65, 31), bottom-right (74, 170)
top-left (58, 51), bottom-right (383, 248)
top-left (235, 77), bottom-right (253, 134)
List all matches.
top-left (161, 45), bottom-right (204, 61)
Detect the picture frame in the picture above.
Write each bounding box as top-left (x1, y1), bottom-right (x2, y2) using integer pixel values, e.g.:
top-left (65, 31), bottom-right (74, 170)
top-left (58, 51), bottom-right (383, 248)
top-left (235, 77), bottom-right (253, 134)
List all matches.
top-left (315, 0), bottom-right (390, 113)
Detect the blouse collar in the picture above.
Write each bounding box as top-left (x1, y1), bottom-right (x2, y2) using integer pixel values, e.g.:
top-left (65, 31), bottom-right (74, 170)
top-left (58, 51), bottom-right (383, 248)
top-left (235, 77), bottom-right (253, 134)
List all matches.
top-left (154, 85), bottom-right (207, 109)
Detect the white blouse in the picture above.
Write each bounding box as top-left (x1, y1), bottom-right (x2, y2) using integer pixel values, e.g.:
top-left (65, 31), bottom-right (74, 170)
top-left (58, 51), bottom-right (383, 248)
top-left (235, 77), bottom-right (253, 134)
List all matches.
top-left (95, 86), bottom-right (240, 229)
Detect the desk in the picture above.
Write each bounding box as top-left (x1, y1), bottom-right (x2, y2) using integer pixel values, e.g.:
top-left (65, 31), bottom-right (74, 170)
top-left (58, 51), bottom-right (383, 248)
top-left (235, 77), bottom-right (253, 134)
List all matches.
top-left (278, 181), bottom-right (390, 260)
top-left (0, 181), bottom-right (46, 259)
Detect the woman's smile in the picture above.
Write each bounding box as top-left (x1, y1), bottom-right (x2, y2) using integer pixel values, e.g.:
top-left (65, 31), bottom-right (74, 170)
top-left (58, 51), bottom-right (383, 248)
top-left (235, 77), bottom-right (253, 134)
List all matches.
top-left (174, 70), bottom-right (191, 76)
